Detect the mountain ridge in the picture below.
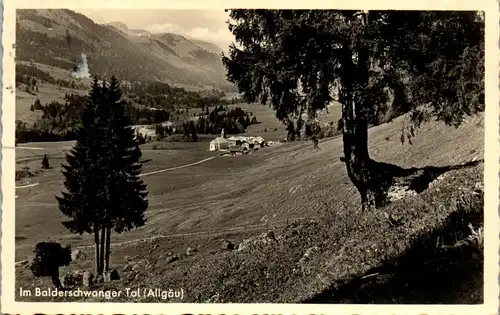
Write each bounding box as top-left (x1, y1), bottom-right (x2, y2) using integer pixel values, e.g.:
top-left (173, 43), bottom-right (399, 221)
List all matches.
top-left (16, 9), bottom-right (234, 91)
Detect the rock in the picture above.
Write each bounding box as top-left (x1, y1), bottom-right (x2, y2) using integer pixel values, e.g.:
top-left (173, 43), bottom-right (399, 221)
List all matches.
top-left (236, 239), bottom-right (250, 252)
top-left (131, 263), bottom-right (140, 272)
top-left (96, 274), bottom-right (104, 284)
top-left (167, 255), bottom-right (179, 264)
top-left (205, 293), bottom-right (221, 303)
top-left (82, 271), bottom-right (93, 287)
top-left (221, 240), bottom-right (235, 250)
top-left (110, 269), bottom-right (120, 280)
top-left (387, 184), bottom-right (417, 201)
top-left (127, 273), bottom-right (136, 281)
top-left (123, 263), bottom-right (131, 272)
top-left (71, 249), bottom-right (84, 261)
top-left (237, 231), bottom-right (277, 252)
top-left (62, 272), bottom-right (83, 288)
top-left (265, 231), bottom-right (276, 241)
top-left (186, 247), bottom-right (196, 256)
top-left (298, 246), bottom-right (320, 265)
top-left (134, 273), bottom-right (140, 281)
top-left (474, 181), bottom-right (484, 192)
top-left (103, 272), bottom-right (111, 282)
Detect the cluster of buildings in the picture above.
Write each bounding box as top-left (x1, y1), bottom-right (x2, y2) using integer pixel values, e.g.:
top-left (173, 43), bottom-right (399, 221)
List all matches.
top-left (209, 129), bottom-right (266, 155)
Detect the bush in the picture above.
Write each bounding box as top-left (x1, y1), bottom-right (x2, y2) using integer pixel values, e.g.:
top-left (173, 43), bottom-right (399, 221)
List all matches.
top-left (33, 98), bottom-right (42, 110)
top-left (30, 241), bottom-right (72, 289)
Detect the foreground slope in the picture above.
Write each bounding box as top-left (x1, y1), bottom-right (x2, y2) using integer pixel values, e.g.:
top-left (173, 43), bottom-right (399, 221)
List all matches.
top-left (15, 112), bottom-right (484, 303)
top-left (15, 111), bottom-right (483, 261)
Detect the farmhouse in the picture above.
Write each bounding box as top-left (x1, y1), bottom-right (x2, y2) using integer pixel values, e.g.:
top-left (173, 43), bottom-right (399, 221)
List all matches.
top-left (209, 137), bottom-right (229, 151)
top-left (227, 136), bottom-right (266, 147)
top-left (228, 146), bottom-right (247, 156)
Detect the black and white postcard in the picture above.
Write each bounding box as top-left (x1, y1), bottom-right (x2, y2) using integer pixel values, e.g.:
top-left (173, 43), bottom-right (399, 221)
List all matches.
top-left (1, 0), bottom-right (498, 314)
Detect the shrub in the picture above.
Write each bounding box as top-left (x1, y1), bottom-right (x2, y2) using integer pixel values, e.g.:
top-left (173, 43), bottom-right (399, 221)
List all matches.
top-left (33, 98), bottom-right (42, 110)
top-left (30, 241), bottom-right (72, 289)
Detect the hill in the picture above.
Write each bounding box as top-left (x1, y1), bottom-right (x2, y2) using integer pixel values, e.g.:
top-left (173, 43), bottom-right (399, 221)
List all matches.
top-left (14, 109), bottom-right (484, 302)
top-left (16, 9), bottom-right (235, 90)
top-left (191, 39), bottom-right (224, 54)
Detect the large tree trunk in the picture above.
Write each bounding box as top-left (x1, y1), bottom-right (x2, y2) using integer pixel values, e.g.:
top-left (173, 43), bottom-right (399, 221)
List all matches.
top-left (94, 222), bottom-right (100, 276)
top-left (99, 223), bottom-right (105, 275)
top-left (340, 16), bottom-right (381, 211)
top-left (104, 226), bottom-right (111, 272)
top-left (50, 266), bottom-right (63, 290)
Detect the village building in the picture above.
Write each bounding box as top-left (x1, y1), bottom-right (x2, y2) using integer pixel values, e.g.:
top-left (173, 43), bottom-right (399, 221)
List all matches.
top-left (209, 137), bottom-right (229, 151)
top-left (212, 135), bottom-right (267, 153)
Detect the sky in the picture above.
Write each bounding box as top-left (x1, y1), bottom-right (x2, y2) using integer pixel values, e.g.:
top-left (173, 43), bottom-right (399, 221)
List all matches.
top-left (74, 9), bottom-right (235, 52)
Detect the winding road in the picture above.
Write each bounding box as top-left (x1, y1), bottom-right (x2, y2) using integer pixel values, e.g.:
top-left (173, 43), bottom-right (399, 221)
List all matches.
top-left (15, 154), bottom-right (219, 189)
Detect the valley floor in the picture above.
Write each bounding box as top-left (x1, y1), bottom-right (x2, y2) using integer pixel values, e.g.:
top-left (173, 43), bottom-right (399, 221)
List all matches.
top-left (14, 113), bottom-right (485, 303)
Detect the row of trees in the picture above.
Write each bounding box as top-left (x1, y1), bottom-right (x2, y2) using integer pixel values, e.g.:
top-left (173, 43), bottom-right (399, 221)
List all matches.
top-left (222, 10), bottom-right (484, 210)
top-left (124, 81), bottom-right (241, 111)
top-left (153, 105), bottom-right (260, 142)
top-left (17, 94), bottom-right (172, 144)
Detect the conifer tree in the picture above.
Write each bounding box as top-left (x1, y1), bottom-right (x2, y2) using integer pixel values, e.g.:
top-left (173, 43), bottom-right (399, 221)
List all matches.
top-left (99, 76), bottom-right (148, 272)
top-left (57, 77), bottom-right (107, 276)
top-left (41, 154), bottom-right (50, 169)
top-left (56, 76), bottom-right (148, 276)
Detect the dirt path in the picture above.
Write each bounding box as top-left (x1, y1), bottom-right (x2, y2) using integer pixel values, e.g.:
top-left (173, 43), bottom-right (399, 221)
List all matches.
top-left (15, 155), bottom-right (219, 190)
top-left (15, 183), bottom-right (40, 189)
top-left (14, 216), bottom-right (306, 266)
top-left (139, 156), bottom-right (217, 177)
top-left (15, 147), bottom-right (45, 150)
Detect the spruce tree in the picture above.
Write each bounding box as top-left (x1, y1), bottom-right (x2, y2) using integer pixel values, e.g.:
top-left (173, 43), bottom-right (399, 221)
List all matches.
top-left (41, 154), bottom-right (50, 169)
top-left (57, 77), bottom-right (108, 276)
top-left (57, 76), bottom-right (148, 276)
top-left (99, 76), bottom-right (148, 272)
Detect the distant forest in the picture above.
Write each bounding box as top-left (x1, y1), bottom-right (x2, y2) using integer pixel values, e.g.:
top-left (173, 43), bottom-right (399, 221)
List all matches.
top-left (16, 84), bottom-right (256, 143)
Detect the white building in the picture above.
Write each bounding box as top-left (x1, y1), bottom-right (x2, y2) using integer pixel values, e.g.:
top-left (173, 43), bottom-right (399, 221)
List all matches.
top-left (209, 137), bottom-right (229, 151)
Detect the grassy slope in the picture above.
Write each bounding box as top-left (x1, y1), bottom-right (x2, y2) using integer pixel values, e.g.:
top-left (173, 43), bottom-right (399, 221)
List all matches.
top-left (16, 83), bottom-right (87, 124)
top-left (15, 106), bottom-right (484, 302)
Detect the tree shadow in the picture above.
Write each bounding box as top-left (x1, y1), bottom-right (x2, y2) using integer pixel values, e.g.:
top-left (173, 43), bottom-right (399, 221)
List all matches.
top-left (368, 159), bottom-right (483, 207)
top-left (304, 193), bottom-right (484, 304)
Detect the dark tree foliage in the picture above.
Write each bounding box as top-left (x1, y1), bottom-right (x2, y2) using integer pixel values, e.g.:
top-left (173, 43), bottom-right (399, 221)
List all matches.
top-left (33, 98), bottom-right (42, 110)
top-left (15, 93), bottom-right (171, 144)
top-left (41, 154), bottom-right (50, 169)
top-left (222, 10), bottom-right (484, 210)
top-left (56, 76), bottom-right (148, 276)
top-left (30, 241), bottom-right (72, 289)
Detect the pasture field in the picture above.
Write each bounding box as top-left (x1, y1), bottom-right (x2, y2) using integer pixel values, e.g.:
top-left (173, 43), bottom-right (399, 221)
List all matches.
top-left (13, 72), bottom-right (484, 303)
top-left (16, 83), bottom-right (87, 124)
top-left (15, 112), bottom-right (483, 302)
